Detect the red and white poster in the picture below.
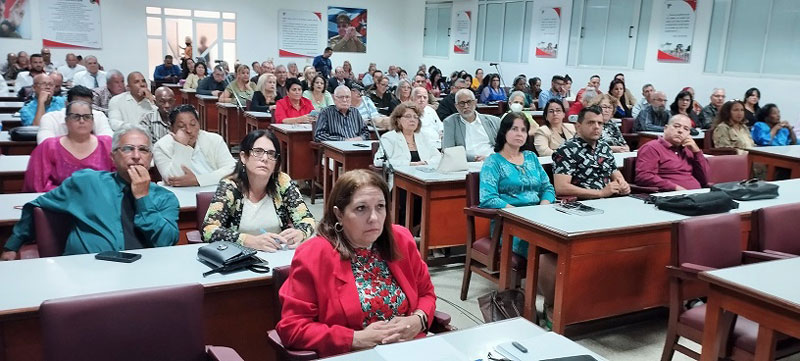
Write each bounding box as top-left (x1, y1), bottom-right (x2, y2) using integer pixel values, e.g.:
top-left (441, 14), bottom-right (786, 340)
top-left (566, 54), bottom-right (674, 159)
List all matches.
top-left (657, 0), bottom-right (697, 63)
top-left (535, 7), bottom-right (560, 58)
top-left (453, 11), bottom-right (471, 54)
top-left (40, 0), bottom-right (102, 49)
top-left (279, 9), bottom-right (323, 57)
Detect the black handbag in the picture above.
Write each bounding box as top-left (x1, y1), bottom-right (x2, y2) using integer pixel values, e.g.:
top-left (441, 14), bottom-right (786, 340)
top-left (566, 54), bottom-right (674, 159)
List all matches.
top-left (477, 289), bottom-right (524, 323)
top-left (711, 178), bottom-right (779, 201)
top-left (197, 241), bottom-right (269, 276)
top-left (9, 126), bottom-right (38, 141)
top-left (649, 191), bottom-right (739, 216)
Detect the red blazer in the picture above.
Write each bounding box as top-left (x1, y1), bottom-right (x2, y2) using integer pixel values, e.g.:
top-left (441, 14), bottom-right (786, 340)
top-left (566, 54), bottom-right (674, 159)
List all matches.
top-left (276, 225), bottom-right (436, 357)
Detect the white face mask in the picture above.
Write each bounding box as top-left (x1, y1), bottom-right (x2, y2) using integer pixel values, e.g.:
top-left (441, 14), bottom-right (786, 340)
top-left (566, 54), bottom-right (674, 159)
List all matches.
top-left (509, 103), bottom-right (524, 112)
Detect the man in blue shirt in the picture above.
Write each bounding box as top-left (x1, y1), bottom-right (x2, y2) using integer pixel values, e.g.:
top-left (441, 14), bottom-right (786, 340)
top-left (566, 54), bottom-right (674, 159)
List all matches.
top-left (0, 124), bottom-right (180, 260)
top-left (313, 47), bottom-right (333, 80)
top-left (153, 55), bottom-right (181, 83)
top-left (19, 73), bottom-right (66, 126)
top-left (537, 75), bottom-right (565, 109)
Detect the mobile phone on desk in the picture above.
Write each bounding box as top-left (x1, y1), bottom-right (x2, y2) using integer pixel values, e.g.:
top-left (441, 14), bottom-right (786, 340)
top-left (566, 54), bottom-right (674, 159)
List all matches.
top-left (352, 143), bottom-right (369, 148)
top-left (95, 251), bottom-right (141, 263)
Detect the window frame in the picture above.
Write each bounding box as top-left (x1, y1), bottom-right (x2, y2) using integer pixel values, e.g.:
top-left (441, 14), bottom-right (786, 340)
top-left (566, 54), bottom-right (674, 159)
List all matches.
top-left (566, 0), bottom-right (649, 70)
top-left (475, 0), bottom-right (534, 63)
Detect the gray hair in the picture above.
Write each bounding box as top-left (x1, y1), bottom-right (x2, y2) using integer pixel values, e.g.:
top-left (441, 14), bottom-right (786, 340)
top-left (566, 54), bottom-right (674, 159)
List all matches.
top-left (453, 78), bottom-right (468, 87)
top-left (667, 114), bottom-right (692, 126)
top-left (84, 55), bottom-right (97, 62)
top-left (455, 88), bottom-right (476, 101)
top-left (508, 90), bottom-right (527, 104)
top-left (106, 69), bottom-right (123, 80)
top-left (394, 79), bottom-right (412, 98)
top-left (642, 83), bottom-right (654, 91)
top-left (411, 86), bottom-right (428, 98)
top-left (334, 85), bottom-right (350, 96)
top-left (582, 87), bottom-right (598, 105)
top-left (112, 124), bottom-right (150, 150)
top-left (711, 88), bottom-right (726, 95)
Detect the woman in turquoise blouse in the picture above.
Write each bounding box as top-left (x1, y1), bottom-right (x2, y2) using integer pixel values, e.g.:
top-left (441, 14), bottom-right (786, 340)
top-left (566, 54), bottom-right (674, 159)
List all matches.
top-left (479, 112), bottom-right (556, 257)
top-left (751, 104), bottom-right (796, 146)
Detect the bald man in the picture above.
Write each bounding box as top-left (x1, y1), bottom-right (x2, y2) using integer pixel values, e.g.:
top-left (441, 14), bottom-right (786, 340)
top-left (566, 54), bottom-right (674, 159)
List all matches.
top-left (139, 86), bottom-right (176, 142)
top-left (19, 73), bottom-right (66, 126)
top-left (635, 114), bottom-right (710, 191)
top-left (108, 71), bottom-right (157, 130)
top-left (634, 91), bottom-right (671, 132)
top-left (49, 71), bottom-right (63, 97)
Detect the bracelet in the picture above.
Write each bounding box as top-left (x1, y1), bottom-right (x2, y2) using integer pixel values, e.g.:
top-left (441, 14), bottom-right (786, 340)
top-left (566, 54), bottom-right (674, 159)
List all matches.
top-left (414, 311), bottom-right (428, 333)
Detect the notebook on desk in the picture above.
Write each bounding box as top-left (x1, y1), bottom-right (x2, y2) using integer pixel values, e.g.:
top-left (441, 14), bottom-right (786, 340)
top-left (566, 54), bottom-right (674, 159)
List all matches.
top-left (494, 332), bottom-right (603, 361)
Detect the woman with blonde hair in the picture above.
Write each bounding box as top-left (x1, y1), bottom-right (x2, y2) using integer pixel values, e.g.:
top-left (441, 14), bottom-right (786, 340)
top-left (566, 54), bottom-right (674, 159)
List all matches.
top-left (249, 73), bottom-right (281, 113)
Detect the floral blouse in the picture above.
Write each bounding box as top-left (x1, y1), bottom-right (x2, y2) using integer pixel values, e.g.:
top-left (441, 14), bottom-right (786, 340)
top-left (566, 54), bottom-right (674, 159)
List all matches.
top-left (351, 247), bottom-right (409, 328)
top-left (602, 120), bottom-right (628, 147)
top-left (202, 174), bottom-right (316, 244)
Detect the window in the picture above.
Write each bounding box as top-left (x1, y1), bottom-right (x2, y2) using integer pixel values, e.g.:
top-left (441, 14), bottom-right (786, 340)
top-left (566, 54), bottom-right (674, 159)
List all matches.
top-left (705, 0), bottom-right (800, 77)
top-left (423, 2), bottom-right (452, 58)
top-left (475, 0), bottom-right (534, 63)
top-left (145, 7), bottom-right (237, 77)
top-left (566, 0), bottom-right (651, 69)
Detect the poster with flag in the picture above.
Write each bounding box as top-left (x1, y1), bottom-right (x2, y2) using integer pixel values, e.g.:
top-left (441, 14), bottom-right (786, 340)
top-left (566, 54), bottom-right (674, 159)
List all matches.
top-left (657, 0), bottom-right (697, 63)
top-left (40, 0), bottom-right (102, 48)
top-left (535, 7), bottom-right (560, 58)
top-left (1, 0), bottom-right (31, 39)
top-left (279, 10), bottom-right (323, 58)
top-left (327, 6), bottom-right (367, 53)
top-left (453, 11), bottom-right (471, 54)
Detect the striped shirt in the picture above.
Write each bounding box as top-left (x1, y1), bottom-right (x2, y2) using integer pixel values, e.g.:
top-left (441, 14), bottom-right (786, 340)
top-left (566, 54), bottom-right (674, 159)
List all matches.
top-left (140, 110), bottom-right (171, 143)
top-left (314, 105), bottom-right (370, 142)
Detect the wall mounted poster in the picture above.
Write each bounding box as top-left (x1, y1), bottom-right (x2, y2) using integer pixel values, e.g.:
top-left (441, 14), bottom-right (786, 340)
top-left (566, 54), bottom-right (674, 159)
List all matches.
top-left (453, 10), bottom-right (471, 54)
top-left (1, 0), bottom-right (31, 39)
top-left (327, 6), bottom-right (367, 53)
top-left (535, 7), bottom-right (560, 58)
top-left (279, 10), bottom-right (323, 57)
top-left (40, 0), bottom-right (102, 48)
top-left (657, 0), bottom-right (697, 63)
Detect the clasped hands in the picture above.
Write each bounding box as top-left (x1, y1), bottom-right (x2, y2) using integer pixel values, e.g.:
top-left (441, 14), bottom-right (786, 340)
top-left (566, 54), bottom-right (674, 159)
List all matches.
top-left (352, 315), bottom-right (423, 350)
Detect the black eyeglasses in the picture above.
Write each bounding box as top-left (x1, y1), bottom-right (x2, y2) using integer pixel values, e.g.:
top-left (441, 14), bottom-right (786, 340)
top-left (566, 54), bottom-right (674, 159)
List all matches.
top-left (66, 113), bottom-right (94, 121)
top-left (114, 145), bottom-right (151, 154)
top-left (249, 148), bottom-right (279, 161)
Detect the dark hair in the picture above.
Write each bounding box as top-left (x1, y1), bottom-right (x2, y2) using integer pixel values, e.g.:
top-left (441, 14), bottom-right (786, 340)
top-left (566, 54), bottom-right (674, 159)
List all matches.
top-left (564, 74), bottom-right (572, 82)
top-left (551, 75), bottom-right (564, 83)
top-left (494, 112), bottom-right (530, 152)
top-left (213, 65), bottom-right (225, 73)
top-left (229, 129), bottom-right (282, 197)
top-left (30, 53), bottom-right (43, 60)
top-left (65, 100), bottom-right (92, 115)
top-left (310, 75), bottom-right (327, 92)
top-left (399, 69), bottom-right (407, 76)
top-left (713, 100), bottom-right (746, 128)
top-left (428, 65), bottom-right (438, 75)
top-left (461, 73), bottom-right (473, 86)
top-left (614, 72), bottom-right (625, 79)
top-left (165, 55), bottom-right (173, 60)
top-left (285, 77), bottom-right (303, 92)
top-left (317, 169), bottom-right (397, 261)
top-left (324, 47), bottom-right (333, 52)
top-left (168, 104), bottom-right (200, 127)
top-left (513, 76), bottom-right (526, 88)
top-left (66, 85), bottom-right (94, 102)
top-left (744, 87), bottom-right (761, 111)
top-left (756, 103), bottom-right (779, 124)
top-left (487, 74), bottom-right (501, 89)
top-left (475, 68), bottom-right (483, 75)
top-left (542, 99), bottom-right (565, 127)
top-left (194, 62), bottom-right (207, 76)
top-left (669, 90), bottom-right (694, 115)
top-left (590, 74), bottom-right (600, 80)
top-left (577, 105), bottom-right (602, 123)
top-left (390, 102), bottom-right (422, 132)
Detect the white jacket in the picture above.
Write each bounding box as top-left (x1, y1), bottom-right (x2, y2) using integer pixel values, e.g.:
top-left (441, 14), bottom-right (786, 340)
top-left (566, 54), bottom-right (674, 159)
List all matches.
top-left (373, 130), bottom-right (441, 167)
top-left (153, 130), bottom-right (236, 187)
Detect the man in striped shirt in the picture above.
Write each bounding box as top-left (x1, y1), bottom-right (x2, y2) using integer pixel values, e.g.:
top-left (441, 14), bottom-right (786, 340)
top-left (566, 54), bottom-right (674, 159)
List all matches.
top-left (314, 85), bottom-right (370, 142)
top-left (139, 86), bottom-right (175, 143)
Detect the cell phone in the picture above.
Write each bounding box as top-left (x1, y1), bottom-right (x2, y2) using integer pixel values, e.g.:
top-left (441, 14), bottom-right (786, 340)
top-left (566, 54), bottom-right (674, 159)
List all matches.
top-left (352, 143), bottom-right (369, 148)
top-left (95, 251), bottom-right (141, 263)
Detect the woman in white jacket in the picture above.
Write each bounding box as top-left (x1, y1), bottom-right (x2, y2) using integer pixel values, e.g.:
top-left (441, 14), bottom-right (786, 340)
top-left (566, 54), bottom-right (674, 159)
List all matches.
top-left (373, 102), bottom-right (441, 167)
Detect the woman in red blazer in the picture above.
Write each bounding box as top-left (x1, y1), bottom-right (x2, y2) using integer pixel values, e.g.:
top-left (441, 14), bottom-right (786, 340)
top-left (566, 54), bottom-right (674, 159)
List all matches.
top-left (276, 170), bottom-right (436, 358)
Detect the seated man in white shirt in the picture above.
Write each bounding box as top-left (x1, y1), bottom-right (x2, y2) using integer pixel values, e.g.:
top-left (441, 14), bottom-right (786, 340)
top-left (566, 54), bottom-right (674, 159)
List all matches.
top-left (56, 53), bottom-right (87, 84)
top-left (72, 56), bottom-right (107, 90)
top-left (411, 86), bottom-right (442, 149)
top-left (441, 89), bottom-right (500, 161)
top-left (14, 53), bottom-right (46, 94)
top-left (153, 105), bottom-right (236, 187)
top-left (108, 71), bottom-right (156, 130)
top-left (37, 85), bottom-right (113, 144)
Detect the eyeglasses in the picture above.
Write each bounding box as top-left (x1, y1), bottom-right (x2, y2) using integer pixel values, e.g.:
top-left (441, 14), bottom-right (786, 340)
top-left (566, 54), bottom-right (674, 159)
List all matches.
top-left (249, 148), bottom-right (279, 161)
top-left (547, 108), bottom-right (564, 114)
top-left (599, 105), bottom-right (614, 110)
top-left (401, 114), bottom-right (420, 120)
top-left (456, 99), bottom-right (475, 107)
top-left (335, 95), bottom-right (351, 100)
top-left (66, 113), bottom-right (94, 121)
top-left (115, 145), bottom-right (151, 154)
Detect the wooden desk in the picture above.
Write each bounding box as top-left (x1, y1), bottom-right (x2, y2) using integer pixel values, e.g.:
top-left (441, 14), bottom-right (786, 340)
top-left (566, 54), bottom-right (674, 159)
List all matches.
top-left (180, 88), bottom-right (198, 110)
top-left (0, 131), bottom-right (35, 155)
top-left (498, 178), bottom-right (800, 334)
top-left (699, 257), bottom-right (800, 361)
top-left (195, 94), bottom-right (220, 132)
top-left (270, 124), bottom-right (315, 182)
top-left (321, 141), bottom-right (376, 201)
top-left (747, 145), bottom-right (800, 180)
top-left (216, 102), bottom-right (244, 146)
top-left (0, 244), bottom-right (293, 361)
top-left (638, 131), bottom-right (705, 150)
top-left (244, 111), bottom-right (271, 133)
top-left (164, 83), bottom-right (182, 104)
top-left (0, 102), bottom-right (23, 114)
top-left (476, 103), bottom-right (503, 116)
top-left (0, 155), bottom-right (28, 193)
top-left (1, 114), bottom-right (22, 131)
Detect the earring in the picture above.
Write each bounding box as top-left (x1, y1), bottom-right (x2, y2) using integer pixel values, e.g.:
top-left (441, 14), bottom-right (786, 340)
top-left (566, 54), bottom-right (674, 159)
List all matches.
top-left (334, 222), bottom-right (343, 233)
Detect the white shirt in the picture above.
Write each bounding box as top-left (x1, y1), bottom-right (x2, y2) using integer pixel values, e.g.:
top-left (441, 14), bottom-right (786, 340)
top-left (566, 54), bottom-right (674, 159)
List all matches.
top-left (37, 109), bottom-right (113, 144)
top-left (0, 79), bottom-right (8, 97)
top-left (72, 70), bottom-right (107, 90)
top-left (56, 64), bottom-right (87, 82)
top-left (461, 116), bottom-right (493, 160)
top-left (152, 130), bottom-right (237, 187)
top-left (238, 196), bottom-right (282, 236)
top-left (108, 91), bottom-right (156, 130)
top-left (419, 105), bottom-right (443, 149)
top-left (13, 71), bottom-right (33, 93)
top-left (386, 74), bottom-right (400, 87)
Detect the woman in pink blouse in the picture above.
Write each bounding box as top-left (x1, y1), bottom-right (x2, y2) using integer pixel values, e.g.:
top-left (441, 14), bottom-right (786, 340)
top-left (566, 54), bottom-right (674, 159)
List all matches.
top-left (23, 101), bottom-right (114, 192)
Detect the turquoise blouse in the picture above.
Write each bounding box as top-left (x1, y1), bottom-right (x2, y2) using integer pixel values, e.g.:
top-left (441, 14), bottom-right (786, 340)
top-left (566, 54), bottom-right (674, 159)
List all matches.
top-left (479, 151), bottom-right (556, 209)
top-left (751, 122), bottom-right (794, 146)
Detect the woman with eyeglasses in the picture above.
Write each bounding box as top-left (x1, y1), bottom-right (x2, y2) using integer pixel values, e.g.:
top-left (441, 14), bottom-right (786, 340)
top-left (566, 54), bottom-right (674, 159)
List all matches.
top-left (589, 94), bottom-right (630, 153)
top-left (533, 99), bottom-right (575, 156)
top-left (202, 129), bottom-right (316, 251)
top-left (23, 100), bottom-right (114, 192)
top-left (669, 90), bottom-right (700, 128)
top-left (373, 102), bottom-right (440, 168)
top-left (152, 105), bottom-right (236, 187)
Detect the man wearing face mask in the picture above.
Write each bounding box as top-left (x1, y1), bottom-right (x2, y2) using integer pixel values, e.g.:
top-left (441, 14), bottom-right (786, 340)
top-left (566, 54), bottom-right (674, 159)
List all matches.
top-left (506, 90), bottom-right (540, 138)
top-left (634, 91), bottom-right (671, 132)
top-left (635, 114), bottom-right (710, 191)
top-left (108, 71), bottom-right (157, 130)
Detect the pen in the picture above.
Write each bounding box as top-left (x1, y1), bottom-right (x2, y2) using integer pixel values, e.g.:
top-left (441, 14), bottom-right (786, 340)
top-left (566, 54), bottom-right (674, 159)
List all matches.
top-left (261, 228), bottom-right (287, 250)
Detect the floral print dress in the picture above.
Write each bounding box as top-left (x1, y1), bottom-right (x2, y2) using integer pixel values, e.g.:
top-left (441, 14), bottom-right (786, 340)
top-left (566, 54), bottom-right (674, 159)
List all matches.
top-left (351, 247), bottom-right (409, 328)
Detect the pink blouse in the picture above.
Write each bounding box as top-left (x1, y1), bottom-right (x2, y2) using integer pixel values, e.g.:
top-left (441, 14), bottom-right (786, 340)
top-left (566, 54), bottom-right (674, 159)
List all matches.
top-left (23, 135), bottom-right (115, 192)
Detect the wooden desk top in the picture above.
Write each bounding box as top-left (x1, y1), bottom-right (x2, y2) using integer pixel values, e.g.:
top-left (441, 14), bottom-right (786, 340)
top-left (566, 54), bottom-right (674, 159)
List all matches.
top-left (0, 113), bottom-right (20, 121)
top-left (196, 94), bottom-right (219, 100)
top-left (393, 162), bottom-right (483, 183)
top-left (270, 123), bottom-right (312, 134)
top-left (321, 140), bottom-right (376, 153)
top-left (747, 145), bottom-right (800, 160)
top-left (701, 257), bottom-right (800, 313)
top-left (216, 102), bottom-right (239, 108)
top-left (245, 111), bottom-right (271, 119)
top-left (0, 102), bottom-right (23, 108)
top-left (179, 88), bottom-right (196, 93)
top-left (158, 184), bottom-right (218, 211)
top-left (0, 244), bottom-right (295, 315)
top-left (0, 155), bottom-right (29, 174)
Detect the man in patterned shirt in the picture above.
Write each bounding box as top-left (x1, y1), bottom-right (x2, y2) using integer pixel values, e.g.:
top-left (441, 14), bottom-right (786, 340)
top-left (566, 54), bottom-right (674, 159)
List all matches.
top-left (552, 106), bottom-right (630, 199)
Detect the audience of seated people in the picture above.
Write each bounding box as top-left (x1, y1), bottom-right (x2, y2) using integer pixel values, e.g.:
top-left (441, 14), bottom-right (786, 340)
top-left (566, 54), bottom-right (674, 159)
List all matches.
top-left (108, 71), bottom-right (156, 130)
top-left (635, 115), bottom-right (710, 191)
top-left (197, 65), bottom-right (227, 97)
top-left (303, 74), bottom-right (334, 110)
top-left (350, 83), bottom-right (388, 129)
top-left (153, 105), bottom-right (236, 187)
top-left (201, 129), bottom-right (315, 251)
top-left (314, 85), bottom-right (370, 142)
top-left (589, 93), bottom-right (630, 153)
top-left (575, 75), bottom-right (602, 103)
top-left (56, 53), bottom-right (86, 85)
top-left (373, 102), bottom-right (441, 168)
top-left (631, 83), bottom-right (655, 119)
top-left (395, 79), bottom-right (413, 103)
top-left (567, 86), bottom-right (596, 117)
top-left (13, 53), bottom-right (46, 94)
top-left (751, 103), bottom-right (796, 146)
top-left (327, 66), bottom-right (353, 93)
top-left (274, 78), bottom-right (315, 124)
top-left (534, 99), bottom-right (575, 156)
top-left (369, 75), bottom-right (399, 116)
top-left (38, 85), bottom-right (113, 144)
top-left (538, 75), bottom-right (565, 107)
top-left (442, 89), bottom-right (501, 162)
top-left (634, 91), bottom-right (670, 132)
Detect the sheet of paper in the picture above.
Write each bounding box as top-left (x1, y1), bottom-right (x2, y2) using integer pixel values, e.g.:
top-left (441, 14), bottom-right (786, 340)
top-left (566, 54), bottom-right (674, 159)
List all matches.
top-left (375, 335), bottom-right (465, 361)
top-left (495, 332), bottom-right (606, 361)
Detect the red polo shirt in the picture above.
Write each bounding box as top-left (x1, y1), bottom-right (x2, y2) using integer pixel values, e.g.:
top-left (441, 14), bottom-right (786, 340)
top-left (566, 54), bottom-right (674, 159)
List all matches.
top-left (274, 97), bottom-right (314, 124)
